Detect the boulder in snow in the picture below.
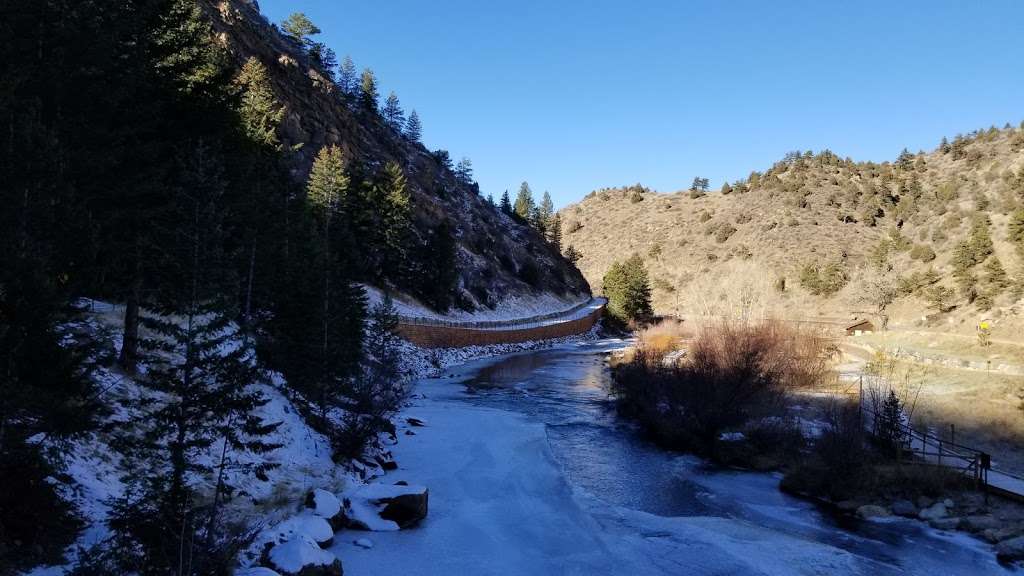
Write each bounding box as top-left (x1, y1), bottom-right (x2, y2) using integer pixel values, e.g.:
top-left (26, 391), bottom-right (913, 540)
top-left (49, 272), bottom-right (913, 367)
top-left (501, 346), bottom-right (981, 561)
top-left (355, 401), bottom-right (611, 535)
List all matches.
top-left (266, 534), bottom-right (343, 576)
top-left (236, 568), bottom-right (283, 576)
top-left (352, 538), bottom-right (374, 549)
top-left (856, 505), bottom-right (890, 520)
top-left (998, 536), bottom-right (1024, 562)
top-left (928, 517), bottom-right (960, 531)
top-left (918, 502), bottom-right (947, 521)
top-left (304, 489), bottom-right (344, 531)
top-left (890, 499), bottom-right (917, 518)
top-left (958, 515), bottom-right (1001, 533)
top-left (341, 482), bottom-right (428, 531)
top-left (306, 489), bottom-right (342, 519)
top-left (406, 417), bottom-right (426, 427)
top-left (266, 514), bottom-right (335, 549)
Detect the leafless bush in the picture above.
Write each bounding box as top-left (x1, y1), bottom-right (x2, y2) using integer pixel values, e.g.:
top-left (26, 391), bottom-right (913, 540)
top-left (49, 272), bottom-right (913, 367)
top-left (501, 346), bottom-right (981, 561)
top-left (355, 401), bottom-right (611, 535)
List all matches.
top-left (612, 319), bottom-right (835, 454)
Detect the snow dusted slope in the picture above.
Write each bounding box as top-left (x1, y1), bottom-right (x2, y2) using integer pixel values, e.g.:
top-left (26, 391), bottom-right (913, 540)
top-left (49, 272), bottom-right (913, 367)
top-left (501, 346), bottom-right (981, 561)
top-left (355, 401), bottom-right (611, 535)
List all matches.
top-left (363, 285), bottom-right (592, 324)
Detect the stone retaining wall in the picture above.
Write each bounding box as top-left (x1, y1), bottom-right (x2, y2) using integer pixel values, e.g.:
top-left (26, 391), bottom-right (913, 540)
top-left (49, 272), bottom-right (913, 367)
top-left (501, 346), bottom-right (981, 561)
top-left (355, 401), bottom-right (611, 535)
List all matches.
top-left (397, 303), bottom-right (604, 348)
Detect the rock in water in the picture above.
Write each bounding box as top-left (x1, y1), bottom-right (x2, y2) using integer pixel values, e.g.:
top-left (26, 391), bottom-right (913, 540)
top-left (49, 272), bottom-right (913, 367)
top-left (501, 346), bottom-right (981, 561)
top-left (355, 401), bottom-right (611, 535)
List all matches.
top-left (353, 538), bottom-right (374, 549)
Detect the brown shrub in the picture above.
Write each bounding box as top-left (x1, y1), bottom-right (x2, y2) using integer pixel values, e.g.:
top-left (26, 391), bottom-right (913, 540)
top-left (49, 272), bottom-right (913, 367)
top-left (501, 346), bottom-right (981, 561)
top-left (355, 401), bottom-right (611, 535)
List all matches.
top-left (612, 319), bottom-right (835, 454)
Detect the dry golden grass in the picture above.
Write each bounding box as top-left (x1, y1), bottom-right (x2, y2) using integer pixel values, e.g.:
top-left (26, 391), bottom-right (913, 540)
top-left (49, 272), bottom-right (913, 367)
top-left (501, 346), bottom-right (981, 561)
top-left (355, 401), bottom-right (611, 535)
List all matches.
top-left (561, 126), bottom-right (1024, 336)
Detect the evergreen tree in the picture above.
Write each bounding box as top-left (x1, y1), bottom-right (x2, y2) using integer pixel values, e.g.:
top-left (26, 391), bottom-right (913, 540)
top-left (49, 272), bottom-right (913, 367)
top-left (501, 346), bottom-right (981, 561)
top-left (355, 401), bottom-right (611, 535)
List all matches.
top-left (539, 191), bottom-right (555, 229)
top-left (281, 12), bottom-right (320, 43)
top-left (499, 190), bottom-right (513, 214)
top-left (414, 220), bottom-right (458, 311)
top-left (255, 148), bottom-right (366, 455)
top-left (338, 55), bottom-right (358, 96)
top-left (602, 254), bottom-right (652, 322)
top-left (109, 143), bottom-right (278, 574)
top-left (359, 68), bottom-right (379, 113)
top-left (234, 57), bottom-right (286, 329)
top-left (1008, 209), bottom-right (1024, 257)
top-left (455, 157), bottom-right (474, 184)
top-left (309, 43), bottom-right (337, 77)
top-left (380, 162), bottom-right (413, 280)
top-left (236, 58), bottom-right (285, 150)
top-left (549, 213), bottom-right (563, 251)
top-left (514, 182), bottom-right (535, 221)
top-left (721, 181), bottom-right (733, 195)
top-left (564, 245), bottom-right (583, 264)
top-left (338, 294), bottom-right (407, 457)
top-left (405, 109), bottom-right (422, 141)
top-left (382, 91), bottom-right (405, 131)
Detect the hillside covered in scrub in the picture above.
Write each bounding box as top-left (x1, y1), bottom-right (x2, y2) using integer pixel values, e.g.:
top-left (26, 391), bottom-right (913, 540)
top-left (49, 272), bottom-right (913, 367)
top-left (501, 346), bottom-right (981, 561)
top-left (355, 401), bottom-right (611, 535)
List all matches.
top-left (561, 125), bottom-right (1024, 331)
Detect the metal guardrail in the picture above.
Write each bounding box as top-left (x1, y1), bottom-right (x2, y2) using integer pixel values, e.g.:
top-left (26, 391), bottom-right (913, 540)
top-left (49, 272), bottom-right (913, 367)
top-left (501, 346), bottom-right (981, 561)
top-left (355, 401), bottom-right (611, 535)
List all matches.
top-left (398, 297), bottom-right (604, 329)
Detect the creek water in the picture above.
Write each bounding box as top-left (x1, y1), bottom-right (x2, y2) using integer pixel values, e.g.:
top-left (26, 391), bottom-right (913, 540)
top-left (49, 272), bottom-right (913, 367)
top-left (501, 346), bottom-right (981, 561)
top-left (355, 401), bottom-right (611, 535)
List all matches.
top-left (335, 340), bottom-right (1015, 575)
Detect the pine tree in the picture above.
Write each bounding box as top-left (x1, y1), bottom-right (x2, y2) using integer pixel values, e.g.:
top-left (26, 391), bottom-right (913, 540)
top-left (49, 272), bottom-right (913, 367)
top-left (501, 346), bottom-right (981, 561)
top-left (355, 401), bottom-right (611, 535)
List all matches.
top-left (414, 219), bottom-right (458, 311)
top-left (564, 245), bottom-right (582, 264)
top-left (1008, 209), bottom-right (1024, 258)
top-left (309, 43), bottom-right (337, 77)
top-left (281, 12), bottom-right (321, 43)
top-left (234, 57), bottom-right (286, 329)
top-left (455, 157), bottom-right (474, 184)
top-left (307, 146), bottom-right (349, 218)
top-left (359, 68), bottom-right (379, 113)
top-left (382, 91), bottom-right (405, 131)
top-left (514, 182), bottom-right (535, 221)
top-left (405, 109), bottom-right (422, 141)
top-left (236, 58), bottom-right (285, 149)
top-left (278, 145), bottom-right (366, 423)
top-left (338, 294), bottom-right (407, 457)
top-left (381, 161), bottom-right (412, 280)
top-left (499, 190), bottom-right (513, 214)
top-left (339, 55), bottom-right (357, 96)
top-left (539, 191), bottom-right (555, 229)
top-left (549, 213), bottom-right (563, 251)
top-left (602, 254), bottom-right (652, 322)
top-left (109, 143), bottom-right (278, 573)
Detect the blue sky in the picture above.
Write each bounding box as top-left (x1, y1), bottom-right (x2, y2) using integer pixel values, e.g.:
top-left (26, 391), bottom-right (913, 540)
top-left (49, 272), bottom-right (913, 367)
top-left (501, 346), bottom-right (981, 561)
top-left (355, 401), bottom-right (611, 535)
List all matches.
top-left (260, 1), bottom-right (1024, 208)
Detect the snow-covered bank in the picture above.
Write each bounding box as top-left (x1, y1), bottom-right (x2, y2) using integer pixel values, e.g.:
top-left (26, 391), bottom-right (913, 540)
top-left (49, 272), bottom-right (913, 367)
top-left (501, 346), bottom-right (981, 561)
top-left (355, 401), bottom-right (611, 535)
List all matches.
top-left (27, 300), bottom-right (604, 575)
top-left (363, 284), bottom-right (590, 323)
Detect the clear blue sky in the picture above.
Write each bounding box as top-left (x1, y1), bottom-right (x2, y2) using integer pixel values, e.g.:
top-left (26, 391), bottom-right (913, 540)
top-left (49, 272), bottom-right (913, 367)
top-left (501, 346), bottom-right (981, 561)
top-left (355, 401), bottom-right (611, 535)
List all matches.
top-left (260, 0), bottom-right (1023, 208)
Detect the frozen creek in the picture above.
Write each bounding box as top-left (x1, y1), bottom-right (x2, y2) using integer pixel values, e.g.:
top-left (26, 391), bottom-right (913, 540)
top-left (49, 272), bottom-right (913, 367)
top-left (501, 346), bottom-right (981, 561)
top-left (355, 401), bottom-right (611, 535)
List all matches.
top-left (331, 339), bottom-right (1014, 575)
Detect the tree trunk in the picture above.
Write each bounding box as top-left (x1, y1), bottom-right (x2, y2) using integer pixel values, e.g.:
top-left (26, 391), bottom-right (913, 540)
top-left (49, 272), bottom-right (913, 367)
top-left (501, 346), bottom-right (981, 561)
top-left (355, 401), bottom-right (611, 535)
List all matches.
top-left (244, 241), bottom-right (256, 329)
top-left (119, 274), bottom-right (142, 374)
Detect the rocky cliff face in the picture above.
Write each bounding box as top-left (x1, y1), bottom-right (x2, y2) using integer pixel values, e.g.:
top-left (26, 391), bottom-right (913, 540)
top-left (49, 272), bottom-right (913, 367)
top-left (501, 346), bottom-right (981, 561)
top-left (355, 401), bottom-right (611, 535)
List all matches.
top-left (203, 0), bottom-right (589, 311)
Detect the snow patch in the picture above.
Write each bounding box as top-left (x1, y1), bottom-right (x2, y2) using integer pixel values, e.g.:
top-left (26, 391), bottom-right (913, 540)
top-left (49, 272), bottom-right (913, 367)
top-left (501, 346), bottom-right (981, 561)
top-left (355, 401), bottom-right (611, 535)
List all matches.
top-left (267, 534), bottom-right (337, 574)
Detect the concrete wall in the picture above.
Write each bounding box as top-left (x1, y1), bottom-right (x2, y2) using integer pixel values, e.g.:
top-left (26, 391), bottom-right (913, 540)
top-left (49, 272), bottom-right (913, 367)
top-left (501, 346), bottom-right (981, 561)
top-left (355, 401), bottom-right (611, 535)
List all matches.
top-left (397, 304), bottom-right (604, 349)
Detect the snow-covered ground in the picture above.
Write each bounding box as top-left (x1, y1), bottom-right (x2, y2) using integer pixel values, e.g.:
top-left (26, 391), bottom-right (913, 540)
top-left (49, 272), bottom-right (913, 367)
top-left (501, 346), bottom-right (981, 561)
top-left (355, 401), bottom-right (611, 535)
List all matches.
top-left (28, 299), bottom-right (605, 575)
top-left (363, 284), bottom-right (591, 324)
